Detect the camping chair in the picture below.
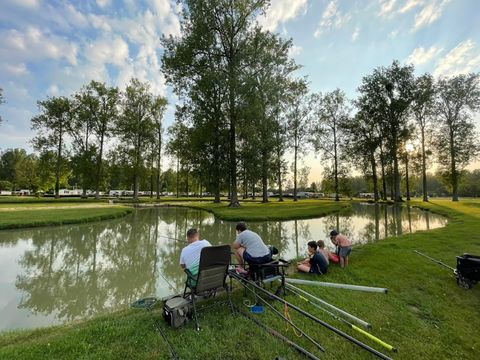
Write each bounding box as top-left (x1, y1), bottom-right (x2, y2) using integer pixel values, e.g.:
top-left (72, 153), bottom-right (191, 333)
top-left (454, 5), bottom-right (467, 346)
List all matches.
top-left (183, 245), bottom-right (233, 331)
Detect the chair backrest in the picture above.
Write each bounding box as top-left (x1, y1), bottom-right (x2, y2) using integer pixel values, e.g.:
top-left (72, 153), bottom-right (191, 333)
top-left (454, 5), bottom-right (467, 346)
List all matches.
top-left (194, 245), bottom-right (231, 294)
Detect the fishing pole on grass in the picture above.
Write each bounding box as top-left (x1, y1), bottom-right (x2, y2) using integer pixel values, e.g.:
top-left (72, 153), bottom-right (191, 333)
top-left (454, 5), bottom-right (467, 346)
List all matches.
top-left (240, 279), bottom-right (325, 353)
top-left (146, 302), bottom-right (180, 360)
top-left (158, 235), bottom-right (187, 242)
top-left (285, 282), bottom-right (372, 329)
top-left (414, 250), bottom-right (455, 271)
top-left (234, 305), bottom-right (322, 360)
top-left (230, 272), bottom-right (393, 360)
top-left (287, 285), bottom-right (397, 353)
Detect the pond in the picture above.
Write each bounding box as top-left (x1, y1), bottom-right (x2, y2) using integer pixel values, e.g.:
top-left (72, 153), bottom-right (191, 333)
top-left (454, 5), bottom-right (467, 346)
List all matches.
top-left (0, 203), bottom-right (446, 331)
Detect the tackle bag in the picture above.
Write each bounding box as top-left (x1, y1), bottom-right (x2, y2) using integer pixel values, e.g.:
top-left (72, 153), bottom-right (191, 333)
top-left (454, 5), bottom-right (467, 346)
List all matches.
top-left (163, 296), bottom-right (191, 328)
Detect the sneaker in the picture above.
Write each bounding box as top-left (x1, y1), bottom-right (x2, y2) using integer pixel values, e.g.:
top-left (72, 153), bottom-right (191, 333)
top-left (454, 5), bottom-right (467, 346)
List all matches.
top-left (235, 266), bottom-right (249, 276)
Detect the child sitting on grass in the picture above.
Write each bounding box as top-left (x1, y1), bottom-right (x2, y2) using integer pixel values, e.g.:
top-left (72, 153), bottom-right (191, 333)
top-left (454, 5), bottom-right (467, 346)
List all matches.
top-left (297, 241), bottom-right (329, 275)
top-left (317, 239), bottom-right (340, 264)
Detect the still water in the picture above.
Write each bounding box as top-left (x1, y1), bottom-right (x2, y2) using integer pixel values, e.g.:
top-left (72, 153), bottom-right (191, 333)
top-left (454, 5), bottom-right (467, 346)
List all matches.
top-left (0, 203), bottom-right (446, 331)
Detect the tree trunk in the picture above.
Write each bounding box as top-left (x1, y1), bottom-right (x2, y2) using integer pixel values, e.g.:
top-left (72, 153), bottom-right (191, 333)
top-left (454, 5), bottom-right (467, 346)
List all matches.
top-left (333, 123), bottom-right (339, 201)
top-left (405, 154), bottom-right (410, 201)
top-left (393, 136), bottom-right (402, 202)
top-left (55, 125), bottom-right (63, 199)
top-left (420, 125), bottom-right (428, 202)
top-left (371, 152), bottom-right (379, 202)
top-left (176, 157), bottom-right (179, 198)
top-left (228, 64), bottom-right (239, 207)
top-left (156, 126), bottom-right (162, 200)
top-left (82, 125), bottom-right (89, 198)
top-left (449, 127), bottom-right (459, 201)
top-left (380, 146), bottom-right (387, 201)
top-left (262, 150), bottom-right (268, 203)
top-left (293, 127), bottom-right (298, 202)
top-left (95, 127), bottom-right (105, 200)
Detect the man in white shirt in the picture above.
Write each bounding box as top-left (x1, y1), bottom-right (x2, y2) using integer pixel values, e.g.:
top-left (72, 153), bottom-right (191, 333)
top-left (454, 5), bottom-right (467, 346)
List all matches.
top-left (180, 228), bottom-right (212, 278)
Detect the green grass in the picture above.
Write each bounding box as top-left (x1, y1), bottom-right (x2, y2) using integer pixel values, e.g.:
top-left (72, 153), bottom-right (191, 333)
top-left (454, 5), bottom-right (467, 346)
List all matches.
top-left (166, 199), bottom-right (351, 221)
top-left (1, 199), bottom-right (479, 359)
top-left (0, 196), bottom-right (107, 204)
top-left (0, 205), bottom-right (133, 230)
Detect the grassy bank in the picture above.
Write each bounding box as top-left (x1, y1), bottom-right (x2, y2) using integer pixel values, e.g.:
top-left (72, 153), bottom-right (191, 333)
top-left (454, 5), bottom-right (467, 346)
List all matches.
top-left (166, 199), bottom-right (352, 221)
top-left (1, 200), bottom-right (479, 359)
top-left (0, 204), bottom-right (133, 230)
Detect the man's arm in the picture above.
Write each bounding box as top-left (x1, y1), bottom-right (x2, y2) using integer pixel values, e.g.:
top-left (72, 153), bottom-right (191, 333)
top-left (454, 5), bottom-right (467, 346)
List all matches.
top-left (232, 240), bottom-right (241, 249)
top-left (180, 264), bottom-right (186, 270)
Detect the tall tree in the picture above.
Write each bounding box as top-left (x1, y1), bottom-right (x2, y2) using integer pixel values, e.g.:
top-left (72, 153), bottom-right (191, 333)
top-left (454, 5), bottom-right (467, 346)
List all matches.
top-left (434, 73), bottom-right (480, 201)
top-left (86, 81), bottom-right (119, 199)
top-left (412, 74), bottom-right (435, 202)
top-left (163, 0), bottom-right (268, 207)
top-left (285, 79), bottom-right (312, 201)
top-left (358, 61), bottom-right (415, 202)
top-left (312, 89), bottom-right (350, 201)
top-left (31, 97), bottom-right (73, 198)
top-left (150, 96), bottom-right (168, 200)
top-left (116, 79), bottom-right (155, 200)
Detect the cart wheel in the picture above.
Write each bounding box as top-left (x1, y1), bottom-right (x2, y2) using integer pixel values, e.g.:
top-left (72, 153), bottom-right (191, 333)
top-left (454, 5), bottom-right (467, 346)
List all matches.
top-left (457, 277), bottom-right (472, 290)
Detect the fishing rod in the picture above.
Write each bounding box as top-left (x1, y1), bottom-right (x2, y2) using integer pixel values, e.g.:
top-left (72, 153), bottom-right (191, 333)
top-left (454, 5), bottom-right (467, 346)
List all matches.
top-left (286, 278), bottom-right (389, 294)
top-left (158, 235), bottom-right (186, 242)
top-left (239, 278), bottom-right (326, 353)
top-left (146, 302), bottom-right (180, 360)
top-left (287, 285), bottom-right (397, 353)
top-left (234, 305), bottom-right (322, 360)
top-left (230, 272), bottom-right (393, 360)
top-left (285, 282), bottom-right (372, 329)
top-left (414, 250), bottom-right (455, 271)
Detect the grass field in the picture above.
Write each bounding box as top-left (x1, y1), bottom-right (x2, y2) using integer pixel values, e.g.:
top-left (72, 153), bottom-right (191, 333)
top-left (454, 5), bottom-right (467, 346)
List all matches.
top-left (0, 199), bottom-right (479, 359)
top-left (167, 199), bottom-right (352, 221)
top-left (0, 203), bottom-right (133, 230)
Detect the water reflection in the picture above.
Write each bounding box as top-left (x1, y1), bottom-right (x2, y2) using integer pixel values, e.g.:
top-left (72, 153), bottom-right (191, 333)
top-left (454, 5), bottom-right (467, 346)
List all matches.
top-left (0, 203), bottom-right (446, 331)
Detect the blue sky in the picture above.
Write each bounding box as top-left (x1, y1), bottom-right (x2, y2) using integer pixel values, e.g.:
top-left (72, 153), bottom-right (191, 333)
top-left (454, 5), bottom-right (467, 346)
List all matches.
top-left (0, 0), bottom-right (479, 181)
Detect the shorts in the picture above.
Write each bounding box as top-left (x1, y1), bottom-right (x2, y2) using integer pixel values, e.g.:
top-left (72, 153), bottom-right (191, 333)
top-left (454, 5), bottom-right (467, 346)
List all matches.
top-left (243, 251), bottom-right (272, 264)
top-left (338, 246), bottom-right (352, 258)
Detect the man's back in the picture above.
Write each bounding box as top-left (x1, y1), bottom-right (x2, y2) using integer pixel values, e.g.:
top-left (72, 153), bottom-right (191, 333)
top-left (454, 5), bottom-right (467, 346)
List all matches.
top-left (180, 239), bottom-right (211, 275)
top-left (236, 230), bottom-right (269, 257)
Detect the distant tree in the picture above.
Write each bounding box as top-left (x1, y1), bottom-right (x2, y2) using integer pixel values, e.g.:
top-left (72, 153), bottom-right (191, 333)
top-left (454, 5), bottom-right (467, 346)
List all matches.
top-left (298, 166), bottom-right (310, 191)
top-left (285, 79), bottom-right (312, 201)
top-left (150, 96), bottom-right (168, 200)
top-left (434, 73), bottom-right (480, 201)
top-left (15, 153), bottom-right (40, 191)
top-left (358, 61), bottom-right (415, 202)
top-left (312, 89), bottom-right (350, 201)
top-left (412, 74), bottom-right (435, 202)
top-left (116, 79), bottom-right (155, 200)
top-left (0, 148), bottom-right (27, 191)
top-left (0, 180), bottom-right (12, 191)
top-left (31, 97), bottom-right (73, 198)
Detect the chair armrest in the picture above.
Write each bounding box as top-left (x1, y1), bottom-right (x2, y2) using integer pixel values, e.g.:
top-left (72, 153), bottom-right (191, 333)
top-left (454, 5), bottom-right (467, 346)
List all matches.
top-left (184, 268), bottom-right (198, 289)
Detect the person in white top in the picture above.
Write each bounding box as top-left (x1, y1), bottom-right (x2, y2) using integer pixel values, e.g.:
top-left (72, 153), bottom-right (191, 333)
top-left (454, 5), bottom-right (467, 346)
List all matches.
top-left (179, 228), bottom-right (212, 277)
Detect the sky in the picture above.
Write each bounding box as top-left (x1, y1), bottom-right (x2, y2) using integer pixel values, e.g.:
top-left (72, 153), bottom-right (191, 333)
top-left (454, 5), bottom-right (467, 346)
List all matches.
top-left (0, 0), bottom-right (479, 183)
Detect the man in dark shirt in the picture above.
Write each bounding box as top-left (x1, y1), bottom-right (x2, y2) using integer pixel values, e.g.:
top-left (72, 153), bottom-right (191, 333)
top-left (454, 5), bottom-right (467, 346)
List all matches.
top-left (297, 241), bottom-right (328, 274)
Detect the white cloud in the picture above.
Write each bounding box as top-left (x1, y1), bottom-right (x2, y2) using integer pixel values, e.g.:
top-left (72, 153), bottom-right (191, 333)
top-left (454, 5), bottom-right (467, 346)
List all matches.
top-left (288, 45), bottom-right (303, 57)
top-left (413, 0), bottom-right (450, 31)
top-left (5, 0), bottom-right (39, 9)
top-left (433, 40), bottom-right (480, 78)
top-left (406, 45), bottom-right (443, 65)
top-left (378, 0), bottom-right (397, 17)
top-left (5, 63), bottom-right (29, 76)
top-left (96, 0), bottom-right (111, 7)
top-left (85, 35), bottom-right (130, 67)
top-left (314, 0), bottom-right (352, 38)
top-left (258, 0), bottom-right (308, 32)
top-left (389, 30), bottom-right (399, 38)
top-left (351, 27), bottom-right (360, 42)
top-left (399, 0), bottom-right (423, 13)
top-left (0, 27), bottom-right (78, 65)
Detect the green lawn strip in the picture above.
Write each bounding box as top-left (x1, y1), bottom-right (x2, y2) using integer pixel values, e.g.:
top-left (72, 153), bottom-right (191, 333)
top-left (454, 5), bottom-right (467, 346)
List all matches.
top-left (163, 199), bottom-right (352, 221)
top-left (0, 197), bottom-right (108, 204)
top-left (1, 200), bottom-right (479, 359)
top-left (0, 206), bottom-right (133, 230)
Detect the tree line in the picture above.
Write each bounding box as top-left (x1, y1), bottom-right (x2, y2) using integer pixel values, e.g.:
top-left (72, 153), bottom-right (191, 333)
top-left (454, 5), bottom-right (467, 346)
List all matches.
top-left (13, 79), bottom-right (167, 199)
top-left (163, 0), bottom-right (480, 204)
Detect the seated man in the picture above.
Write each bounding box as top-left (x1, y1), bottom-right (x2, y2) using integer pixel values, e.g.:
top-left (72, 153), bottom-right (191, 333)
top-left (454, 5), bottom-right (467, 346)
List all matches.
top-left (180, 228), bottom-right (212, 282)
top-left (298, 241), bottom-right (328, 275)
top-left (233, 222), bottom-right (272, 272)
